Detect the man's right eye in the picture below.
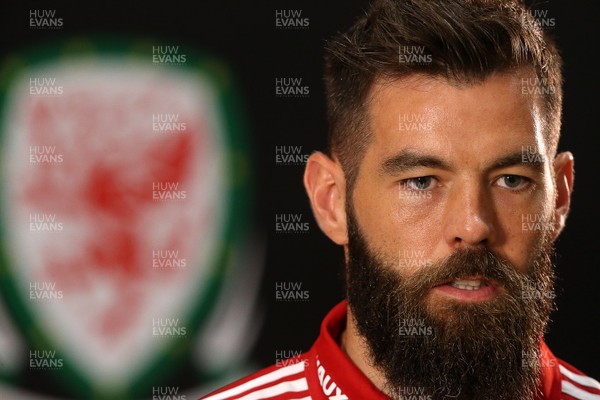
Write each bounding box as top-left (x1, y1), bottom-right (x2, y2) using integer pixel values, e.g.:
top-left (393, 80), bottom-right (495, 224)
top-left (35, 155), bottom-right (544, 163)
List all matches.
top-left (400, 176), bottom-right (437, 191)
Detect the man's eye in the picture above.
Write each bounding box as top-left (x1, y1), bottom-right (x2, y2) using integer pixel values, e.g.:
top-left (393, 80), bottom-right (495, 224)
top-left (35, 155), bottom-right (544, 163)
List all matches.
top-left (401, 176), bottom-right (436, 191)
top-left (496, 175), bottom-right (531, 190)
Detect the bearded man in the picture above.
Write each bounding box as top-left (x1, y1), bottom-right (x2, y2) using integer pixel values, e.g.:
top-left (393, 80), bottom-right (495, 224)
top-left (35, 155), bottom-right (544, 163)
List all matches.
top-left (202, 0), bottom-right (600, 398)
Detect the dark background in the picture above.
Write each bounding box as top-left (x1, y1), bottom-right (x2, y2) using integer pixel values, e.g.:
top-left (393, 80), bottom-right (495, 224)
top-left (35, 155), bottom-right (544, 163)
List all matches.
top-left (2, 0), bottom-right (599, 396)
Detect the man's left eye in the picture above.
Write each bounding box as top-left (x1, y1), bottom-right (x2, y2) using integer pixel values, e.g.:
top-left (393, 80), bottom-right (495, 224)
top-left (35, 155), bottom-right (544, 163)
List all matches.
top-left (496, 175), bottom-right (531, 190)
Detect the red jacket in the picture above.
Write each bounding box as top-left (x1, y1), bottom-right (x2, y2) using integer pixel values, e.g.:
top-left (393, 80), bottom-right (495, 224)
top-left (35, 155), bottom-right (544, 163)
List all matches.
top-left (202, 301), bottom-right (600, 400)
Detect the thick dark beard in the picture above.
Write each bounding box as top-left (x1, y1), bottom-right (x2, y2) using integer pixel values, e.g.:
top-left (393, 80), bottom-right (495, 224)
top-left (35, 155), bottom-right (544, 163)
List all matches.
top-left (345, 205), bottom-right (555, 400)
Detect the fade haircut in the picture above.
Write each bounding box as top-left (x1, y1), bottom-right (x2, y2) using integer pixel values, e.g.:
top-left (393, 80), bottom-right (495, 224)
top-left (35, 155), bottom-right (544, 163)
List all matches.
top-left (324, 0), bottom-right (563, 192)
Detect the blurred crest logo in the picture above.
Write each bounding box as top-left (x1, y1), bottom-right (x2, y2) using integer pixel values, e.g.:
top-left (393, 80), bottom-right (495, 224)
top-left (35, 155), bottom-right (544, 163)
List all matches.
top-left (29, 282), bottom-right (63, 300)
top-left (29, 145), bottom-right (64, 164)
top-left (29, 214), bottom-right (63, 232)
top-left (0, 39), bottom-right (252, 398)
top-left (152, 318), bottom-right (187, 337)
top-left (152, 181), bottom-right (187, 200)
top-left (152, 250), bottom-right (187, 270)
top-left (153, 386), bottom-right (187, 400)
top-left (29, 77), bottom-right (63, 96)
top-left (153, 113), bottom-right (187, 133)
top-left (29, 350), bottom-right (64, 370)
top-left (153, 45), bottom-right (187, 65)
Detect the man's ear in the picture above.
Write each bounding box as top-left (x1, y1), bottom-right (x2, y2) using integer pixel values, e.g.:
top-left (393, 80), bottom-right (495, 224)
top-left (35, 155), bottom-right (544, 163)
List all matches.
top-left (303, 151), bottom-right (348, 245)
top-left (551, 151), bottom-right (574, 240)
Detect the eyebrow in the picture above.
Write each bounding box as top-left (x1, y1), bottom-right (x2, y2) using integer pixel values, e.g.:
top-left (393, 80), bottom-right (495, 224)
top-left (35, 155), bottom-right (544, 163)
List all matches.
top-left (379, 150), bottom-right (546, 176)
top-left (492, 152), bottom-right (545, 172)
top-left (380, 151), bottom-right (451, 175)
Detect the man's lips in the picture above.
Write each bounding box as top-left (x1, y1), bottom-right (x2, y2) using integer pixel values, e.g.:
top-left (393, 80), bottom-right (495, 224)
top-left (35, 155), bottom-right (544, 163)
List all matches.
top-left (431, 275), bottom-right (501, 301)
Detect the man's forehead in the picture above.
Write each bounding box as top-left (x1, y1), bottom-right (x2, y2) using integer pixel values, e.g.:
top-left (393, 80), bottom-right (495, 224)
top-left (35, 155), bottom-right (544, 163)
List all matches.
top-left (368, 69), bottom-right (538, 106)
top-left (365, 70), bottom-right (547, 160)
top-left (371, 66), bottom-right (536, 95)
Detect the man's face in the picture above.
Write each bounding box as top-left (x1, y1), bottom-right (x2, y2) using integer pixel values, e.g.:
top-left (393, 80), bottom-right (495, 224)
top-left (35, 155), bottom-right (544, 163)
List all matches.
top-left (352, 72), bottom-right (555, 306)
top-left (345, 72), bottom-right (559, 399)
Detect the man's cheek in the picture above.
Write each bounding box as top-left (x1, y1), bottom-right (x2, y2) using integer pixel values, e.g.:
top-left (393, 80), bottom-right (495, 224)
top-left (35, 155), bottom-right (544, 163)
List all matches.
top-left (397, 249), bottom-right (434, 272)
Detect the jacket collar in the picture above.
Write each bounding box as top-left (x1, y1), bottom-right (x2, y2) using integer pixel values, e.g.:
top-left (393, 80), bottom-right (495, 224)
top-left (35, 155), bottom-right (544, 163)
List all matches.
top-left (310, 300), bottom-right (561, 400)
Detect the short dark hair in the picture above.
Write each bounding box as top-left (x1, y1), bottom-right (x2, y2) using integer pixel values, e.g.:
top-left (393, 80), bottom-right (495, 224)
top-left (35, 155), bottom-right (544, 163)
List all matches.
top-left (324, 0), bottom-right (563, 192)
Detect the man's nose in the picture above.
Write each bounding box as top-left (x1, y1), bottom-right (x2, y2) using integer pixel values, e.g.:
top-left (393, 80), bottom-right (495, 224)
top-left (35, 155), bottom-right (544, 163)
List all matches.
top-left (442, 180), bottom-right (496, 249)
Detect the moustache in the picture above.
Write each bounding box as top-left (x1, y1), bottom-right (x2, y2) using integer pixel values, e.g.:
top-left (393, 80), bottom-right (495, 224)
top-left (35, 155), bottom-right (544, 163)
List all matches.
top-left (400, 247), bottom-right (538, 298)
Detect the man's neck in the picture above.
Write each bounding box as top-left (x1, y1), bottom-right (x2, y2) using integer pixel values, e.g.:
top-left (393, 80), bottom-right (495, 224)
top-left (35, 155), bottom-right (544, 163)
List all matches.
top-left (339, 307), bottom-right (389, 394)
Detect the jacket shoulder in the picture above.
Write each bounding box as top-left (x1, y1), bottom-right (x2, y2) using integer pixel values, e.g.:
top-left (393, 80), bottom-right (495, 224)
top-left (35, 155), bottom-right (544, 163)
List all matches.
top-left (557, 359), bottom-right (600, 399)
top-left (200, 355), bottom-right (311, 400)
